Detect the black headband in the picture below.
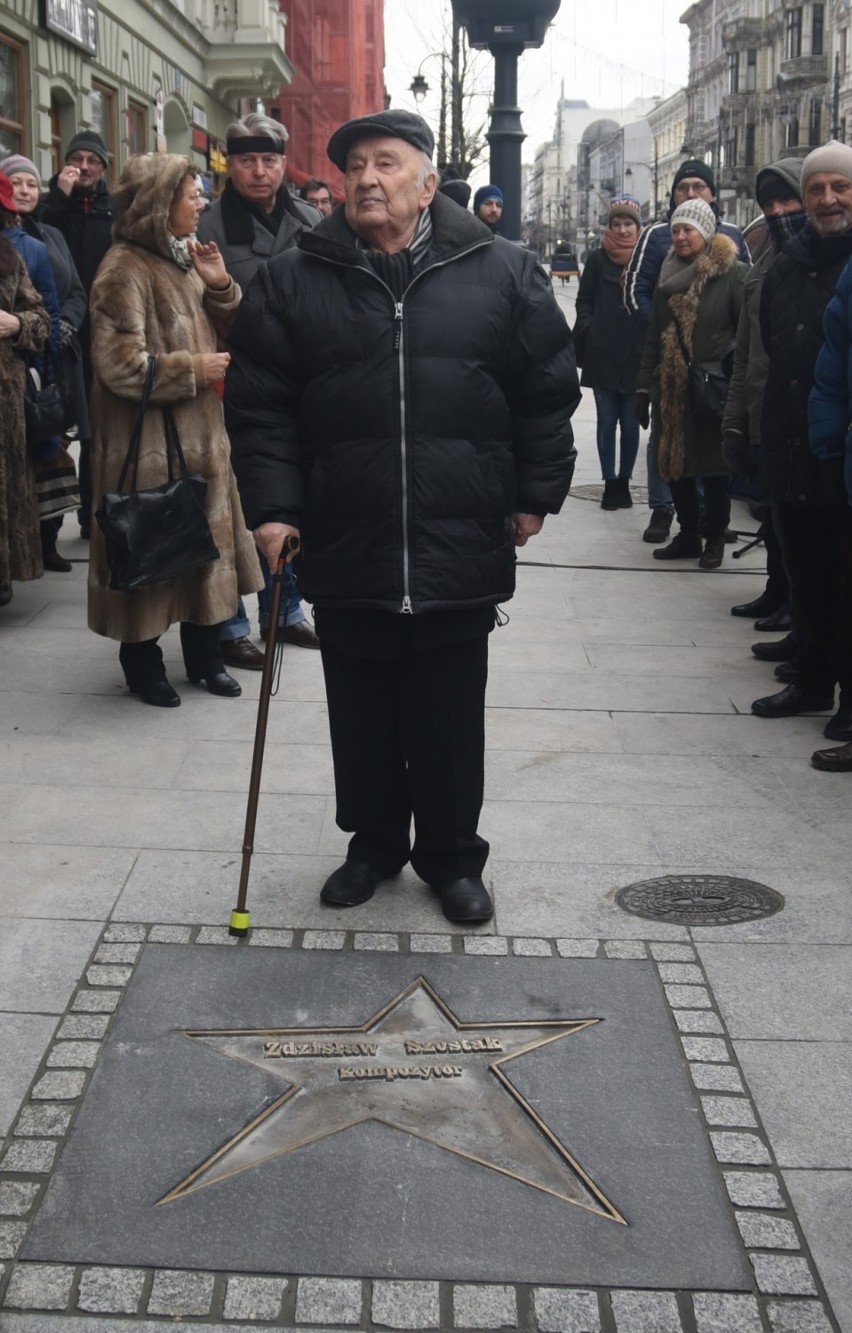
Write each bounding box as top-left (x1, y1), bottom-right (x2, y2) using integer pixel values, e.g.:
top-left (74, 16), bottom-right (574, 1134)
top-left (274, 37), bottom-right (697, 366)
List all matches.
top-left (226, 136), bottom-right (285, 156)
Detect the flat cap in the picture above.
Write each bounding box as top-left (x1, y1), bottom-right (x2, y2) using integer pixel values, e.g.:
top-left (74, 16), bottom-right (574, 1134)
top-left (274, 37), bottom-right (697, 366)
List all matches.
top-left (327, 109), bottom-right (434, 171)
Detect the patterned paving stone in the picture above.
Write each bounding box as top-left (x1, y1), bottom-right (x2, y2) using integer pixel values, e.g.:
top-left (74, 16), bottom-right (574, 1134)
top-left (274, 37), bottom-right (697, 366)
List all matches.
top-left (711, 1132), bottom-right (773, 1165)
top-left (301, 931), bottom-right (346, 950)
top-left (247, 930), bottom-right (294, 949)
top-left (512, 938), bottom-right (552, 956)
top-left (452, 1282), bottom-right (517, 1328)
top-left (13, 1105), bottom-right (72, 1138)
top-left (353, 933), bottom-right (399, 952)
top-left (692, 1291), bottom-right (762, 1331)
top-left (409, 935), bottom-right (454, 953)
top-left (463, 936), bottom-right (508, 955)
top-left (690, 1064), bottom-right (745, 1093)
top-left (766, 1300), bottom-right (834, 1330)
top-left (649, 944), bottom-right (696, 961)
top-left (0, 1183), bottom-right (39, 1215)
top-left (680, 1036), bottom-right (729, 1062)
top-left (610, 1289), bottom-right (682, 1331)
top-left (1, 1140), bottom-right (57, 1172)
top-left (750, 1254), bottom-right (818, 1296)
top-left (724, 1172), bottom-right (785, 1209)
top-left (147, 1269), bottom-right (215, 1316)
top-left (534, 1288), bottom-right (600, 1332)
top-left (103, 925), bottom-right (147, 943)
top-left (77, 1266), bottom-right (146, 1315)
top-left (0, 1221), bottom-right (27, 1259)
top-left (555, 939), bottom-right (600, 958)
top-left (673, 1010), bottom-right (724, 1034)
top-left (664, 985), bottom-right (712, 1008)
top-left (604, 940), bottom-right (647, 958)
top-left (45, 1041), bottom-right (100, 1069)
top-left (148, 926), bottom-right (193, 944)
top-left (30, 1071), bottom-right (86, 1101)
top-left (94, 944), bottom-right (140, 964)
top-left (71, 990), bottom-right (122, 1013)
top-left (371, 1280), bottom-right (440, 1329)
top-left (3, 1262), bottom-right (74, 1310)
top-left (295, 1277), bottom-right (362, 1325)
top-left (700, 1096), bottom-right (757, 1127)
top-left (223, 1274), bottom-right (287, 1322)
top-left (56, 1015), bottom-right (110, 1040)
top-left (736, 1212), bottom-right (799, 1250)
top-left (85, 965), bottom-right (133, 987)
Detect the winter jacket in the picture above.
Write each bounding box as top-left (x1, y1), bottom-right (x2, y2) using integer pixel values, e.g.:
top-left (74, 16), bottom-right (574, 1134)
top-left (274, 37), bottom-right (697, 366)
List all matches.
top-left (573, 248), bottom-right (643, 393)
top-left (6, 226), bottom-right (60, 343)
top-left (723, 159), bottom-right (805, 455)
top-left (758, 223), bottom-right (852, 505)
top-left (87, 154), bottom-right (262, 644)
top-left (624, 214), bottom-right (750, 329)
top-left (196, 181), bottom-right (319, 289)
top-left (808, 258), bottom-right (852, 505)
top-left (225, 191), bottom-right (580, 615)
top-left (22, 213), bottom-right (90, 437)
top-left (636, 234), bottom-right (747, 479)
top-left (41, 175), bottom-right (115, 296)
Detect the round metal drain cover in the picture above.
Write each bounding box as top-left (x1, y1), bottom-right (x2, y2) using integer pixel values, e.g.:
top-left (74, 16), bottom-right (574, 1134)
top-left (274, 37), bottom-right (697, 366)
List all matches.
top-left (616, 875), bottom-right (785, 926)
top-left (570, 483), bottom-right (650, 504)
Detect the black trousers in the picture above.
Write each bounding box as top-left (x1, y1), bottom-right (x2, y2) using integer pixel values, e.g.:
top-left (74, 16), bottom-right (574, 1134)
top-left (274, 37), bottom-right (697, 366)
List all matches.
top-left (773, 501), bottom-right (852, 701)
top-left (670, 475), bottom-right (731, 537)
top-left (119, 622), bottom-right (224, 688)
top-left (319, 635), bottom-right (490, 885)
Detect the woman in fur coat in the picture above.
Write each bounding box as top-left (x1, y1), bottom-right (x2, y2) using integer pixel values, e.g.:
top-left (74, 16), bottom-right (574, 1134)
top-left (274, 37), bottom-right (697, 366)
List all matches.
top-left (88, 154), bottom-right (262, 707)
top-left (636, 198), bottom-right (748, 569)
top-left (0, 221), bottom-right (51, 603)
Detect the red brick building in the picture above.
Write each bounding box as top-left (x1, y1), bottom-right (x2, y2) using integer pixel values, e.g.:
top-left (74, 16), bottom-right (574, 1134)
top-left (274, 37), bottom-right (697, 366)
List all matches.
top-left (272, 0), bottom-right (385, 196)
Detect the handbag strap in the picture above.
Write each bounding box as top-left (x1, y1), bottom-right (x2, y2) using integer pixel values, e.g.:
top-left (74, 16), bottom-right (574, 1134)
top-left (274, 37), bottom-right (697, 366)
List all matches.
top-left (116, 356), bottom-right (157, 493)
top-left (670, 311), bottom-right (693, 369)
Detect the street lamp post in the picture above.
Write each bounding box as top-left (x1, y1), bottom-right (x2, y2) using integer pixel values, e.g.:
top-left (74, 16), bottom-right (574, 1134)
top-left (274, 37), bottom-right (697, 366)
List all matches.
top-left (452, 0), bottom-right (561, 240)
top-left (410, 54), bottom-right (450, 170)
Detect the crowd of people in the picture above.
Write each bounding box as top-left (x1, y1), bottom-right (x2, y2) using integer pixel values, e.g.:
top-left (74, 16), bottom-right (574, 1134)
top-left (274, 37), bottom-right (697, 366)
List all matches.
top-left (0, 106), bottom-right (850, 924)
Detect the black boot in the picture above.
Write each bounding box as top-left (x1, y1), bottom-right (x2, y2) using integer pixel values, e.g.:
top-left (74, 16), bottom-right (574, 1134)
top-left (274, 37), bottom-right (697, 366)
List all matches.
top-left (600, 479), bottom-right (619, 510)
top-left (653, 531), bottom-right (703, 560)
top-left (731, 590), bottom-right (785, 619)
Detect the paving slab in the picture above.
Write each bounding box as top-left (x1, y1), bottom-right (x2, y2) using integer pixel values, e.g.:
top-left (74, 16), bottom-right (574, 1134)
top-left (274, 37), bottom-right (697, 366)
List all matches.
top-left (0, 919), bottom-right (102, 1012)
top-left (735, 1041), bottom-right (852, 1167)
top-left (782, 1171), bottom-right (852, 1333)
top-left (0, 1016), bottom-right (57, 1136)
top-left (21, 948), bottom-right (748, 1289)
top-left (698, 945), bottom-right (852, 1039)
top-left (0, 844), bottom-right (136, 921)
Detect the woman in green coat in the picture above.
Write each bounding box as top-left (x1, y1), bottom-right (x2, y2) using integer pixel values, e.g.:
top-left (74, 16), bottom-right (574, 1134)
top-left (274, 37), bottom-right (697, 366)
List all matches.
top-left (636, 198), bottom-right (748, 568)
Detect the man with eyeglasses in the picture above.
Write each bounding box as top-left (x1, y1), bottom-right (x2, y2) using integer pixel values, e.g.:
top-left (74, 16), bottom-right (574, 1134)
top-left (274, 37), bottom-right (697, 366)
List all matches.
top-left (197, 112), bottom-right (321, 662)
top-left (43, 129), bottom-right (116, 539)
top-left (300, 179), bottom-right (334, 217)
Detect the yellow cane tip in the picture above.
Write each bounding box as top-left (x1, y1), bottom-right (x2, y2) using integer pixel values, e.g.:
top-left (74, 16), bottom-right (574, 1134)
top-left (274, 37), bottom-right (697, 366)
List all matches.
top-left (229, 910), bottom-right (250, 937)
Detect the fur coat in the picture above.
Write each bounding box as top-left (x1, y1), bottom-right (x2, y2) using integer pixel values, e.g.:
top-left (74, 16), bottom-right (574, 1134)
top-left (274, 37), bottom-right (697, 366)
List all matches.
top-left (87, 153), bottom-right (262, 644)
top-left (0, 248), bottom-right (50, 585)
top-left (637, 233), bottom-right (747, 479)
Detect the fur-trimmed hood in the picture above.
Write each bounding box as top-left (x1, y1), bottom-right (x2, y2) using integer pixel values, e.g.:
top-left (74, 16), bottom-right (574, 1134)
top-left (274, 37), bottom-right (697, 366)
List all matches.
top-left (111, 153), bottom-right (195, 259)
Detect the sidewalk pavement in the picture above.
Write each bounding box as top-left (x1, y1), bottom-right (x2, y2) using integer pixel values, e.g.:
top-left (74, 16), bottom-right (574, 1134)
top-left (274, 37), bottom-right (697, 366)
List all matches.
top-left (0, 286), bottom-right (850, 1331)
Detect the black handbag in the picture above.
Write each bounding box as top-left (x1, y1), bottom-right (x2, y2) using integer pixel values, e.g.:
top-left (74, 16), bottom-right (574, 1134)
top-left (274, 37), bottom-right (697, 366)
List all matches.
top-left (24, 341), bottom-right (66, 451)
top-left (95, 357), bottom-right (220, 592)
top-left (671, 313), bottom-right (731, 424)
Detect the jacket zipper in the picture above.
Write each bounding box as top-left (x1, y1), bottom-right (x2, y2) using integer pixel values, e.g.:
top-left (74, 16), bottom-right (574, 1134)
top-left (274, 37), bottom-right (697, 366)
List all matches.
top-left (308, 238), bottom-right (492, 613)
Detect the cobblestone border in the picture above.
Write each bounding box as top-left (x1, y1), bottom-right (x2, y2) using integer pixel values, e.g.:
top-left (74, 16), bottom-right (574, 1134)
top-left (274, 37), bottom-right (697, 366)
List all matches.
top-left (0, 925), bottom-right (838, 1331)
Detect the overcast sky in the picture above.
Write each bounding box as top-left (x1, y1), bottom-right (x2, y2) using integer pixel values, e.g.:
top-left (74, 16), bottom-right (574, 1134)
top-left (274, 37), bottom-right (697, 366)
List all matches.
top-left (383, 0), bottom-right (690, 175)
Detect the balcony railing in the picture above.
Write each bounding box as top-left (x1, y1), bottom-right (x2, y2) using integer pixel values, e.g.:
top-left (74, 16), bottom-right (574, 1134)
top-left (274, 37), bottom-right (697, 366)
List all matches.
top-left (722, 17), bottom-right (765, 48)
top-left (777, 53), bottom-right (830, 83)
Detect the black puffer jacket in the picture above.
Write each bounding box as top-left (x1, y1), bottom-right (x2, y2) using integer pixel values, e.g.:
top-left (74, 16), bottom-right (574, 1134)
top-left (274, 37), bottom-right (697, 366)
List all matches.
top-left (759, 223), bottom-right (852, 504)
top-left (226, 192), bottom-right (579, 614)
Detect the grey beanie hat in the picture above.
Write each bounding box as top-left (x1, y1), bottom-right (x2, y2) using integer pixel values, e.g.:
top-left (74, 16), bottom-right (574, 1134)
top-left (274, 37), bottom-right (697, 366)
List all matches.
top-left (670, 197), bottom-right (716, 242)
top-left (800, 139), bottom-right (852, 190)
top-left (0, 154), bottom-right (41, 189)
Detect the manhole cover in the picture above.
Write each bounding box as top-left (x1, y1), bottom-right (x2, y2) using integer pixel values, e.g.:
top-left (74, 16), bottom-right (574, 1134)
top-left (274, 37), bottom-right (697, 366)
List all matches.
top-left (616, 875), bottom-right (784, 925)
top-left (570, 483), bottom-right (650, 504)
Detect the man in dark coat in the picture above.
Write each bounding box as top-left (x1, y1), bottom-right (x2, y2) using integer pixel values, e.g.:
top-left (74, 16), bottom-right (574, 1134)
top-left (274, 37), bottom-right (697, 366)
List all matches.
top-left (226, 110), bottom-right (579, 924)
top-left (750, 139), bottom-right (852, 741)
top-left (197, 111), bottom-right (320, 667)
top-left (624, 160), bottom-right (750, 543)
top-left (42, 129), bottom-right (115, 538)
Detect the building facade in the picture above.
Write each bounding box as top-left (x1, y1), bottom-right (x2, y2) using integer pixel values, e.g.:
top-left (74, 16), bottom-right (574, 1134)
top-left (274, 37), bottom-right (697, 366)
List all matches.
top-left (0, 0), bottom-right (292, 187)
top-left (272, 0), bottom-right (384, 187)
top-left (647, 87), bottom-right (688, 219)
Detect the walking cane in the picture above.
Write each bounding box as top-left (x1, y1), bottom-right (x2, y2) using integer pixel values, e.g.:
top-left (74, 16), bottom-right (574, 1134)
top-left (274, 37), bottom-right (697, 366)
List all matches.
top-left (229, 536), bottom-right (300, 937)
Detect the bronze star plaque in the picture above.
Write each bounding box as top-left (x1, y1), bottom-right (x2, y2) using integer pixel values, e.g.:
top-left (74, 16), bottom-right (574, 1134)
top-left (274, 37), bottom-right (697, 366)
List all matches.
top-left (160, 976), bottom-right (624, 1222)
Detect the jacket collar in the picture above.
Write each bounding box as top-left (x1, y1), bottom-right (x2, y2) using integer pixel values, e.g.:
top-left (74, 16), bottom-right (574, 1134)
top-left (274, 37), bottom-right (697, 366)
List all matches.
top-left (297, 190), bottom-right (494, 268)
top-left (783, 221), bottom-right (852, 269)
top-left (219, 179), bottom-right (310, 247)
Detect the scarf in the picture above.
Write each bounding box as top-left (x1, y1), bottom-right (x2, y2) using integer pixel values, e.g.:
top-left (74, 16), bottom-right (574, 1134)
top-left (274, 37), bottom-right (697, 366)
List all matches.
top-left (360, 207), bottom-right (434, 299)
top-left (168, 232), bottom-right (195, 270)
top-left (658, 245), bottom-right (708, 296)
top-left (600, 225), bottom-right (637, 267)
top-left (767, 209), bottom-right (807, 251)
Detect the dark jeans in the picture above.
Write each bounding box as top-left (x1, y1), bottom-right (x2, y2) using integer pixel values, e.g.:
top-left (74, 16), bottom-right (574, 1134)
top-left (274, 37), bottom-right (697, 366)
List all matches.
top-left (773, 501), bottom-right (852, 701)
top-left (593, 389), bottom-right (640, 481)
top-left (670, 475), bottom-right (731, 538)
top-left (319, 634), bottom-right (490, 885)
top-left (119, 622), bottom-right (225, 688)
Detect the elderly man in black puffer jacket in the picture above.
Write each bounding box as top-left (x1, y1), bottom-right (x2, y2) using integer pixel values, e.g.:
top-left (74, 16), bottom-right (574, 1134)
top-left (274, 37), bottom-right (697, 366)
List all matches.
top-left (226, 110), bottom-right (579, 925)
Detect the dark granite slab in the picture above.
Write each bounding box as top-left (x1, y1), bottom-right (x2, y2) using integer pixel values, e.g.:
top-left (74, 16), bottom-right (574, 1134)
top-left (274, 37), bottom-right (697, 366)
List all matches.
top-left (22, 947), bottom-right (750, 1288)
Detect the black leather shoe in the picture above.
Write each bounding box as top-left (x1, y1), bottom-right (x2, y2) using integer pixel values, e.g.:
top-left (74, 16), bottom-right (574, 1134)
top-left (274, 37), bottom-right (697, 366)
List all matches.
top-left (653, 532), bottom-right (702, 560)
top-left (751, 634), bottom-right (796, 662)
top-left (221, 636), bottom-right (265, 670)
top-left (320, 861), bottom-right (394, 907)
top-left (824, 704), bottom-right (852, 743)
top-left (188, 671), bottom-right (242, 697)
top-left (128, 679), bottom-right (181, 708)
top-left (811, 741), bottom-right (852, 772)
top-left (751, 683), bottom-right (834, 718)
top-left (754, 606), bottom-right (793, 633)
top-left (435, 876), bottom-right (494, 924)
top-left (731, 591), bottom-right (784, 619)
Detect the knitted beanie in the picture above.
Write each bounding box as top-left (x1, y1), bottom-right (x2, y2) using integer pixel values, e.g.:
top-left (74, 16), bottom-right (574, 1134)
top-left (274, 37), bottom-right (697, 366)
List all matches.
top-left (473, 184), bottom-right (503, 212)
top-left (0, 154), bottom-right (41, 189)
top-left (670, 197), bottom-right (716, 242)
top-left (800, 139), bottom-right (852, 190)
top-left (672, 158), bottom-right (716, 195)
top-left (65, 130), bottom-right (109, 168)
top-left (608, 194), bottom-right (642, 226)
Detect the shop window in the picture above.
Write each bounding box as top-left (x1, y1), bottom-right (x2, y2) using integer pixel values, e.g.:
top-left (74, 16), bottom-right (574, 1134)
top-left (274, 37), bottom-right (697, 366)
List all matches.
top-left (0, 34), bottom-right (24, 157)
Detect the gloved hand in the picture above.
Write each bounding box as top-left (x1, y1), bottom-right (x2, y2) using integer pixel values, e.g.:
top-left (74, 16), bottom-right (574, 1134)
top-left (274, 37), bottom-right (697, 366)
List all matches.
top-left (722, 432), bottom-right (758, 481)
top-left (635, 393), bottom-right (650, 430)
